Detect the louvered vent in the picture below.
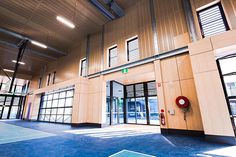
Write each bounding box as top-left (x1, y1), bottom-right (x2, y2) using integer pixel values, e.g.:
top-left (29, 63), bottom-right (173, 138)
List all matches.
top-left (198, 3), bottom-right (229, 38)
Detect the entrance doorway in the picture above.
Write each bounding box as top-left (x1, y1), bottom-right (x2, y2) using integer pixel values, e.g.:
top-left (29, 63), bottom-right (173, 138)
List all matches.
top-left (106, 81), bottom-right (124, 125)
top-left (106, 81), bottom-right (159, 126)
top-left (217, 54), bottom-right (236, 135)
top-left (0, 95), bottom-right (25, 119)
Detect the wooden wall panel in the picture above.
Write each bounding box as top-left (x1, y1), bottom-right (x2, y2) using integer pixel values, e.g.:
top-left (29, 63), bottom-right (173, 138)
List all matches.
top-left (154, 0), bottom-right (190, 52)
top-left (38, 39), bottom-right (87, 88)
top-left (103, 0), bottom-right (154, 69)
top-left (157, 53), bottom-right (203, 131)
top-left (188, 31), bottom-right (236, 136)
top-left (88, 32), bottom-right (103, 74)
top-left (180, 79), bottom-right (203, 131)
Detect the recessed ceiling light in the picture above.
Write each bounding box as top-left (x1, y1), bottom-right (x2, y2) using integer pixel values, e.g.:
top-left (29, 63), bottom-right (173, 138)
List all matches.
top-left (3, 69), bottom-right (14, 73)
top-left (56, 16), bottom-right (75, 29)
top-left (31, 40), bottom-right (47, 49)
top-left (12, 60), bottom-right (25, 65)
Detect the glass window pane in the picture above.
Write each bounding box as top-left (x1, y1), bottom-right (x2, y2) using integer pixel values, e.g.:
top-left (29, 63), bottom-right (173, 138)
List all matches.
top-left (50, 115), bottom-right (56, 122)
top-left (223, 75), bottom-right (236, 96)
top-left (51, 108), bottom-right (57, 114)
top-left (63, 115), bottom-right (71, 123)
top-left (13, 97), bottom-right (20, 105)
top-left (136, 97), bottom-right (147, 124)
top-left (59, 92), bottom-right (66, 99)
top-left (53, 93), bottom-right (59, 99)
top-left (57, 108), bottom-right (64, 114)
top-left (58, 99), bottom-right (65, 107)
top-left (135, 84), bottom-right (144, 97)
top-left (219, 57), bottom-right (236, 75)
top-left (44, 115), bottom-right (50, 121)
top-left (46, 109), bottom-right (51, 114)
top-left (126, 85), bottom-right (134, 98)
top-left (10, 106), bottom-right (19, 119)
top-left (40, 109), bottom-right (46, 114)
top-left (56, 115), bottom-right (63, 123)
top-left (126, 98), bottom-right (136, 123)
top-left (39, 115), bottom-right (45, 121)
top-left (48, 94), bottom-right (53, 100)
top-left (66, 90), bottom-right (74, 97)
top-left (2, 107), bottom-right (9, 119)
top-left (229, 99), bottom-right (236, 116)
top-left (47, 101), bottom-right (52, 108)
top-left (42, 101), bottom-right (47, 108)
top-left (64, 108), bottom-right (72, 114)
top-left (5, 97), bottom-right (12, 106)
top-left (52, 100), bottom-right (58, 108)
top-left (148, 96), bottom-right (159, 125)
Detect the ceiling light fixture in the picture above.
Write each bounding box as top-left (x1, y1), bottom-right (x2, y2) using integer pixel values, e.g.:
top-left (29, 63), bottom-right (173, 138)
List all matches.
top-left (56, 16), bottom-right (75, 29)
top-left (3, 69), bottom-right (14, 73)
top-left (31, 40), bottom-right (47, 49)
top-left (12, 60), bottom-right (25, 65)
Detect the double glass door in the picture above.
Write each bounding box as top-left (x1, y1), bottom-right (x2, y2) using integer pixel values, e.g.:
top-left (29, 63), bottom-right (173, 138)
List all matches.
top-left (217, 55), bottom-right (236, 133)
top-left (0, 95), bottom-right (24, 119)
top-left (126, 82), bottom-right (159, 125)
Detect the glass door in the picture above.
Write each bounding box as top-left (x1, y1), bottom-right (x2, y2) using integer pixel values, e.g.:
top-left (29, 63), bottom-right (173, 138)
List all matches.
top-left (125, 81), bottom-right (159, 125)
top-left (217, 55), bottom-right (236, 134)
top-left (106, 81), bottom-right (124, 125)
top-left (136, 97), bottom-right (147, 124)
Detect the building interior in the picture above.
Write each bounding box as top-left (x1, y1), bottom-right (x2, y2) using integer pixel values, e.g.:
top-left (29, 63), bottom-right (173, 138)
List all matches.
top-left (0, 0), bottom-right (236, 156)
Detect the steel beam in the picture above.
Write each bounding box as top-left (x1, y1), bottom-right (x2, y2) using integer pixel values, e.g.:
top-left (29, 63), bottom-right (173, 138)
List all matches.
top-left (182, 0), bottom-right (198, 41)
top-left (8, 39), bottom-right (28, 93)
top-left (89, 0), bottom-right (115, 20)
top-left (0, 40), bottom-right (57, 60)
top-left (0, 27), bottom-right (67, 55)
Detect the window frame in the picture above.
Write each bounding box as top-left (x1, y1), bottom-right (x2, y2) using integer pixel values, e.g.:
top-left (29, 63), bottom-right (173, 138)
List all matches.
top-left (197, 2), bottom-right (230, 38)
top-left (47, 74), bottom-right (51, 86)
top-left (38, 88), bottom-right (74, 124)
top-left (52, 71), bottom-right (56, 84)
top-left (107, 45), bottom-right (118, 68)
top-left (80, 58), bottom-right (87, 77)
top-left (126, 36), bottom-right (139, 62)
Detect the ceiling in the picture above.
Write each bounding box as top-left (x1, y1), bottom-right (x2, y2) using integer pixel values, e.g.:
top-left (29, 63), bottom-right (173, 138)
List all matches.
top-left (0, 0), bottom-right (138, 77)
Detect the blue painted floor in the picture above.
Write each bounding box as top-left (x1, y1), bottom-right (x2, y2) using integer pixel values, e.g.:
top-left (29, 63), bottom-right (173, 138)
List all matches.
top-left (0, 120), bottom-right (235, 157)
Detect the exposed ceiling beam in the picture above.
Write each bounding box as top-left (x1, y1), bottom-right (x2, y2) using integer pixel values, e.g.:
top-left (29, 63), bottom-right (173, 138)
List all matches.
top-left (104, 0), bottom-right (125, 17)
top-left (0, 40), bottom-right (57, 60)
top-left (89, 0), bottom-right (115, 20)
top-left (0, 27), bottom-right (67, 56)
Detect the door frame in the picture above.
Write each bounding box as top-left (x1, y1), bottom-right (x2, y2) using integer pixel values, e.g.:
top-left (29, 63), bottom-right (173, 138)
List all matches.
top-left (216, 54), bottom-right (236, 136)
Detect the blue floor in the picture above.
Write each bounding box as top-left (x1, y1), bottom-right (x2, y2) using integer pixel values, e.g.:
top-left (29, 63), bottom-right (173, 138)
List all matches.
top-left (0, 120), bottom-right (235, 157)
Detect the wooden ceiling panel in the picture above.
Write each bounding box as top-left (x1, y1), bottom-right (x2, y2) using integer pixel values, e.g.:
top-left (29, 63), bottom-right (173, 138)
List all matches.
top-left (0, 0), bottom-right (138, 76)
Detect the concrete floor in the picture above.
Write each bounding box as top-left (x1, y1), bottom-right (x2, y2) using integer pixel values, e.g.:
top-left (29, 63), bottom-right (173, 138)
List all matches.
top-left (0, 120), bottom-right (235, 157)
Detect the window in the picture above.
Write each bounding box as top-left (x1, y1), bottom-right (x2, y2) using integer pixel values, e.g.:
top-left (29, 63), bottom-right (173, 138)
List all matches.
top-left (80, 58), bottom-right (87, 77)
top-left (38, 87), bottom-right (74, 124)
top-left (52, 71), bottom-right (56, 84)
top-left (108, 46), bottom-right (118, 67)
top-left (38, 77), bottom-right (42, 89)
top-left (197, 3), bottom-right (229, 38)
top-left (47, 74), bottom-right (51, 86)
top-left (127, 37), bottom-right (139, 62)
